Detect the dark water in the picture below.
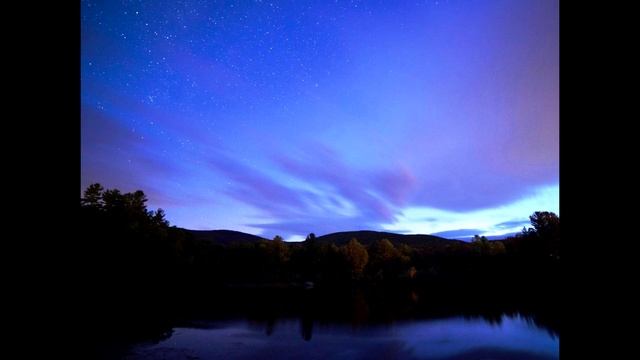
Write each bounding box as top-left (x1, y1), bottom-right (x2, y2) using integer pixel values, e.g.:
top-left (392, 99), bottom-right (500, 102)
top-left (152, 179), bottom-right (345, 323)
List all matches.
top-left (101, 285), bottom-right (559, 359)
top-left (124, 313), bottom-right (558, 360)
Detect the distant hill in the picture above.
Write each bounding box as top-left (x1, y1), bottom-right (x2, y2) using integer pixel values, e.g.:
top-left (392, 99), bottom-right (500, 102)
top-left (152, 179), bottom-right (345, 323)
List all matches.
top-left (181, 229), bottom-right (475, 253)
top-left (316, 230), bottom-right (468, 247)
top-left (484, 232), bottom-right (520, 240)
top-left (183, 229), bottom-right (268, 245)
top-left (454, 232), bottom-right (520, 241)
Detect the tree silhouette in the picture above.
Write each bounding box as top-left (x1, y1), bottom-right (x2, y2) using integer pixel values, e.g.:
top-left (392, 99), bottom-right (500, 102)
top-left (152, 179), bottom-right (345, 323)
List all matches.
top-left (471, 235), bottom-right (491, 255)
top-left (82, 183), bottom-right (105, 208)
top-left (529, 211), bottom-right (560, 258)
top-left (529, 211), bottom-right (560, 238)
top-left (509, 211), bottom-right (560, 258)
top-left (152, 208), bottom-right (169, 227)
top-left (300, 232), bottom-right (321, 280)
top-left (269, 235), bottom-right (290, 264)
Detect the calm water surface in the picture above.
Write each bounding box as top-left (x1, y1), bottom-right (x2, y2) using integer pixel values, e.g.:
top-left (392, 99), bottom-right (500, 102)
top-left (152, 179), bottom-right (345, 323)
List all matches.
top-left (126, 313), bottom-right (558, 360)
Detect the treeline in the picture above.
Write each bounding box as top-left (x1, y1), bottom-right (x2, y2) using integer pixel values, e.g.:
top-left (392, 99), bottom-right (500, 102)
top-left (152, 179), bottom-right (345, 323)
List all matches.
top-left (81, 183), bottom-right (559, 291)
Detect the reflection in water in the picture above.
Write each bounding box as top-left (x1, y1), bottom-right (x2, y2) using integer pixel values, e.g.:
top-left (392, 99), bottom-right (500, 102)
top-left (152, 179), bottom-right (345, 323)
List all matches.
top-left (300, 315), bottom-right (313, 341)
top-left (265, 317), bottom-right (276, 336)
top-left (350, 289), bottom-right (370, 330)
top-left (122, 287), bottom-right (559, 359)
top-left (127, 313), bottom-right (558, 360)
top-left (299, 291), bottom-right (315, 341)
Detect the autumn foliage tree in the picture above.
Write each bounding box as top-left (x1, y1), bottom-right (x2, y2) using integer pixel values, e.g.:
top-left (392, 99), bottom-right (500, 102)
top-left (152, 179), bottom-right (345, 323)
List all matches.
top-left (367, 239), bottom-right (405, 280)
top-left (341, 238), bottom-right (369, 279)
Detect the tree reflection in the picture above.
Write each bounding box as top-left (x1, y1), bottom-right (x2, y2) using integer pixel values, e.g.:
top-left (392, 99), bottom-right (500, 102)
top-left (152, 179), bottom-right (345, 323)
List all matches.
top-left (300, 314), bottom-right (313, 341)
top-left (265, 317), bottom-right (276, 336)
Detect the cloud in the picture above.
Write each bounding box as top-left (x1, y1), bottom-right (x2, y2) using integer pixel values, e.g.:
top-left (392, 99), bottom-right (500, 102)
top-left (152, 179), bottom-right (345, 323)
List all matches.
top-left (494, 220), bottom-right (531, 230)
top-left (272, 142), bottom-right (416, 223)
top-left (431, 229), bottom-right (484, 239)
top-left (370, 166), bottom-right (417, 207)
top-left (409, 161), bottom-right (558, 212)
top-left (81, 106), bottom-right (139, 150)
top-left (198, 142), bottom-right (423, 237)
top-left (382, 184), bottom-right (559, 236)
top-left (202, 141), bottom-right (558, 240)
top-left (208, 155), bottom-right (312, 219)
top-left (483, 232), bottom-right (520, 240)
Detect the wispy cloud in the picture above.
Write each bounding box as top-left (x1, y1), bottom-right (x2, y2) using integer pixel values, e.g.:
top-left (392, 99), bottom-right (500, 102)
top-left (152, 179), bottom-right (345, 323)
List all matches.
top-left (431, 229), bottom-right (484, 239)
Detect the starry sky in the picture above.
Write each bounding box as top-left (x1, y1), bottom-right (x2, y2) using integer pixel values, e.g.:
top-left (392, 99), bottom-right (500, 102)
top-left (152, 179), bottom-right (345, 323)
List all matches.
top-left (81, 0), bottom-right (559, 241)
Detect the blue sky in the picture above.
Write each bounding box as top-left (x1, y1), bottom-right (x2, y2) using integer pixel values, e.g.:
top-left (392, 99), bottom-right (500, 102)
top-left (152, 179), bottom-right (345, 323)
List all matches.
top-left (81, 0), bottom-right (559, 240)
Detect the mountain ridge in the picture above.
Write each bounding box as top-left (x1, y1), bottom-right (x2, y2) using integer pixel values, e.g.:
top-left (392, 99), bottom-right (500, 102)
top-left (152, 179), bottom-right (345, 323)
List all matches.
top-left (181, 228), bottom-right (476, 247)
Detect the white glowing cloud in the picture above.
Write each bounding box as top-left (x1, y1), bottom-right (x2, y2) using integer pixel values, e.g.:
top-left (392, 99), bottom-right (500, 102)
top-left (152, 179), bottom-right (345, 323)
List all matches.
top-left (285, 234), bottom-right (306, 242)
top-left (383, 184), bottom-right (559, 237)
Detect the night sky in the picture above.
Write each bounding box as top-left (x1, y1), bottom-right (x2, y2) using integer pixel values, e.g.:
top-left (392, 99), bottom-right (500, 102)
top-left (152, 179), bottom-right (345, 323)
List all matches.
top-left (81, 0), bottom-right (559, 241)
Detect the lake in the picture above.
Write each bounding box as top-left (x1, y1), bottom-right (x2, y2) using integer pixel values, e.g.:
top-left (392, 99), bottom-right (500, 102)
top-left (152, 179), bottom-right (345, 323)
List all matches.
top-left (124, 312), bottom-right (558, 359)
top-left (99, 285), bottom-right (559, 359)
